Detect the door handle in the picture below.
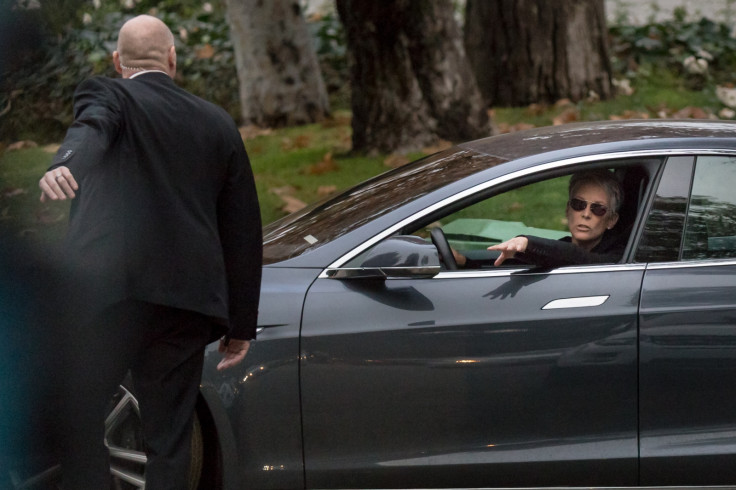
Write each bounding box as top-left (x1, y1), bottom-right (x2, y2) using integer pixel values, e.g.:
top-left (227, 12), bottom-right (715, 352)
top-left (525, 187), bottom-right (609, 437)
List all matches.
top-left (542, 295), bottom-right (610, 310)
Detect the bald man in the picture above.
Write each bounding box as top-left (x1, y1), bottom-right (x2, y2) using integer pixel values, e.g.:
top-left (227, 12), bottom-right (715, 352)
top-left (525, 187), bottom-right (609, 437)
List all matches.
top-left (39, 15), bottom-right (262, 489)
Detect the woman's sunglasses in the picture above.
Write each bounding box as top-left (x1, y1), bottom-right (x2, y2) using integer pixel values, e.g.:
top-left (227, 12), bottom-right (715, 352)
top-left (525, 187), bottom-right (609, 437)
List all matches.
top-left (568, 198), bottom-right (608, 217)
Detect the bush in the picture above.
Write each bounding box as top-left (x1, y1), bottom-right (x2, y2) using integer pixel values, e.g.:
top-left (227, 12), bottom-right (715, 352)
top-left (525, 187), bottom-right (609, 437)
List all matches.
top-left (0, 0), bottom-right (239, 143)
top-left (609, 9), bottom-right (736, 85)
top-left (0, 0), bottom-right (349, 144)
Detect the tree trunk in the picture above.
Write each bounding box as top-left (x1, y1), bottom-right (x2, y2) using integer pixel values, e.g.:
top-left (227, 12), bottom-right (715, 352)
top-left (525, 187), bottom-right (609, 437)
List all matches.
top-left (465, 0), bottom-right (612, 107)
top-left (224, 0), bottom-right (329, 127)
top-left (337, 0), bottom-right (490, 154)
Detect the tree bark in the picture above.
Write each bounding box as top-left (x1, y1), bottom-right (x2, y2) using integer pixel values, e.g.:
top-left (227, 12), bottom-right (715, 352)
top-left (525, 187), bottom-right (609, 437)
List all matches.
top-left (224, 0), bottom-right (329, 127)
top-left (465, 0), bottom-right (612, 107)
top-left (337, 0), bottom-right (490, 154)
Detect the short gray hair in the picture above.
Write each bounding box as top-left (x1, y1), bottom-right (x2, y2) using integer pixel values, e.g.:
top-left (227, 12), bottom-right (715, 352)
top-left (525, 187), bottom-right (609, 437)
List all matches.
top-left (569, 169), bottom-right (622, 214)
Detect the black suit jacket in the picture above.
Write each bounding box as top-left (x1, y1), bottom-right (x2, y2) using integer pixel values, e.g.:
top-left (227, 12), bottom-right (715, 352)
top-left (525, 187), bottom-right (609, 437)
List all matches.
top-left (50, 73), bottom-right (262, 340)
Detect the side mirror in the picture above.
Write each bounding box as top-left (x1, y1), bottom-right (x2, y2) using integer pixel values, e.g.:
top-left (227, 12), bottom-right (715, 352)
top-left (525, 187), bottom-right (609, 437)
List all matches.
top-left (326, 236), bottom-right (440, 279)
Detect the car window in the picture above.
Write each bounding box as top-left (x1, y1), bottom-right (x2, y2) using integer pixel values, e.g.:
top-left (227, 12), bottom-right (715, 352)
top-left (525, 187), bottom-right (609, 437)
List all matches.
top-left (408, 163), bottom-right (653, 270)
top-left (682, 156), bottom-right (736, 260)
top-left (412, 176), bottom-right (570, 257)
top-left (261, 148), bottom-right (506, 264)
top-left (635, 156), bottom-right (694, 263)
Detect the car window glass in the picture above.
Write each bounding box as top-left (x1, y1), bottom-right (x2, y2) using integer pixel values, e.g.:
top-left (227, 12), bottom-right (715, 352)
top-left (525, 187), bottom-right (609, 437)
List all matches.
top-left (261, 148), bottom-right (506, 264)
top-left (635, 156), bottom-right (694, 263)
top-left (413, 176), bottom-right (571, 257)
top-left (682, 156), bottom-right (736, 260)
top-left (409, 162), bottom-right (655, 270)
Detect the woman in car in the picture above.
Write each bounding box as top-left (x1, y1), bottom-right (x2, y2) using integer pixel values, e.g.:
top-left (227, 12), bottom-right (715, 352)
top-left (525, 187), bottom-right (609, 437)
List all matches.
top-left (454, 169), bottom-right (626, 268)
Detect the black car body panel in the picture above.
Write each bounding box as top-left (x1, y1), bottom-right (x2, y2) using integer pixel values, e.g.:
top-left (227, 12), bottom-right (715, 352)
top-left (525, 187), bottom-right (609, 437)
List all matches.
top-left (199, 120), bottom-right (736, 489)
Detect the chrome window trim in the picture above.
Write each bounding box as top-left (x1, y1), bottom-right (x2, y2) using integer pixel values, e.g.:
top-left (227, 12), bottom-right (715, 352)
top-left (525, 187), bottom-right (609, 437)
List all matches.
top-left (319, 148), bottom-right (726, 279)
top-left (646, 258), bottom-right (736, 270)
top-left (431, 263), bottom-right (646, 279)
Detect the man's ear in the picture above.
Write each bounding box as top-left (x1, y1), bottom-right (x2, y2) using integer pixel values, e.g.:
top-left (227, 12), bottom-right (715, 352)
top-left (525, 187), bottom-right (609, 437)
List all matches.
top-left (113, 51), bottom-right (123, 75)
top-left (167, 45), bottom-right (177, 77)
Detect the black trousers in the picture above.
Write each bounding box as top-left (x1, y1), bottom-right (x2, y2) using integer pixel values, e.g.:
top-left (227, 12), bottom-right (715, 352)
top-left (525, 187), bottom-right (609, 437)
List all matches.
top-left (60, 300), bottom-right (214, 490)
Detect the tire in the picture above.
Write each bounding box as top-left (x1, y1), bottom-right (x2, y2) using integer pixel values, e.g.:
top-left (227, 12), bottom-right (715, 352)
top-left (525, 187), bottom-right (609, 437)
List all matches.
top-left (9, 378), bottom-right (204, 490)
top-left (107, 376), bottom-right (204, 490)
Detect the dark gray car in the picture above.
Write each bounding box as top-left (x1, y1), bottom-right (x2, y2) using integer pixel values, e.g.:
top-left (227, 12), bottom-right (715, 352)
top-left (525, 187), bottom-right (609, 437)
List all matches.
top-left (18, 120), bottom-right (736, 489)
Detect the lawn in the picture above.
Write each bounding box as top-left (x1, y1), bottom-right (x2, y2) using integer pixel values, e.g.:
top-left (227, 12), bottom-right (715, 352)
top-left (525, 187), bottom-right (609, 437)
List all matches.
top-left (0, 68), bottom-right (728, 251)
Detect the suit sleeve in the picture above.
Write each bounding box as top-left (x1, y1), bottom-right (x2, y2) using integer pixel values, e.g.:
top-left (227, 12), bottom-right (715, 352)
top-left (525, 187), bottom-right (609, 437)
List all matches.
top-left (49, 77), bottom-right (120, 178)
top-left (217, 134), bottom-right (263, 340)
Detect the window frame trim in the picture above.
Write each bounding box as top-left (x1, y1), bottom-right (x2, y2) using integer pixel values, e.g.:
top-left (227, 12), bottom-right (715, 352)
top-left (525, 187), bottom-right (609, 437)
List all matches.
top-left (321, 149), bottom-right (735, 279)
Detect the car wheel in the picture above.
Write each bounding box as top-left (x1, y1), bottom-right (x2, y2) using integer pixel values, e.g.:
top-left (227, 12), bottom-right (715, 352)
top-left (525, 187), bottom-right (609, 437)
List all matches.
top-left (105, 381), bottom-right (146, 488)
top-left (106, 377), bottom-right (204, 490)
top-left (8, 380), bottom-right (204, 490)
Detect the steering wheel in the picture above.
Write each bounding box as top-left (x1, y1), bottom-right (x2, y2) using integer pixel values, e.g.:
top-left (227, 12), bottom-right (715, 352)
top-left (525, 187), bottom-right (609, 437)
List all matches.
top-left (430, 227), bottom-right (458, 270)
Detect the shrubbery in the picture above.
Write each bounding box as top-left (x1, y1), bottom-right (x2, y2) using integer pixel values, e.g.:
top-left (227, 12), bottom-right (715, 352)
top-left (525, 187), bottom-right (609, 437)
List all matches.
top-left (2, 1), bottom-right (736, 144)
top-left (610, 8), bottom-right (736, 87)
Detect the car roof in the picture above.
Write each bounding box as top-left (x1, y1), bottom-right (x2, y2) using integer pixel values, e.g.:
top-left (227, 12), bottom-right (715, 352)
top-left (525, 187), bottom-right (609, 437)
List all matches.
top-left (265, 119), bottom-right (736, 267)
top-left (459, 119), bottom-right (736, 162)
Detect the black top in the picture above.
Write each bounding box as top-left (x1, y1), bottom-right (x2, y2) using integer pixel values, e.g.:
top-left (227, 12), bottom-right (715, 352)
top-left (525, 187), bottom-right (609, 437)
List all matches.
top-left (462, 228), bottom-right (627, 269)
top-left (517, 230), bottom-right (627, 268)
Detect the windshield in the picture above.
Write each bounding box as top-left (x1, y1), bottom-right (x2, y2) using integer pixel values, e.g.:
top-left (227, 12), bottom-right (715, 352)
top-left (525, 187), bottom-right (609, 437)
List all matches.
top-left (262, 148), bottom-right (506, 264)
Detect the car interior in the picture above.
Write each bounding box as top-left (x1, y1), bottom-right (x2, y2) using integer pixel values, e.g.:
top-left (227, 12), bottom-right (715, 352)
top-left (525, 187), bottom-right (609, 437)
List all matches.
top-left (404, 157), bottom-right (664, 270)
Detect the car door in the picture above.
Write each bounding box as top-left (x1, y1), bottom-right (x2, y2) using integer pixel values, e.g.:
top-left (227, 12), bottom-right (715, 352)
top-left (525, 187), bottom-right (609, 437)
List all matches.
top-left (639, 154), bottom-right (736, 485)
top-left (299, 165), bottom-right (643, 488)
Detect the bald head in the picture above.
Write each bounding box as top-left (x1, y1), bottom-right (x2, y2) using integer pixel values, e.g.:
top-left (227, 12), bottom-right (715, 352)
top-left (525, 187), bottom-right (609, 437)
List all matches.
top-left (113, 15), bottom-right (176, 78)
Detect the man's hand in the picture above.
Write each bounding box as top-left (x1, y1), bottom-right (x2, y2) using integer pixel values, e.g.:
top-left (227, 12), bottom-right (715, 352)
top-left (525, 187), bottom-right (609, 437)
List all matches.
top-left (488, 236), bottom-right (529, 266)
top-left (217, 338), bottom-right (251, 371)
top-left (39, 166), bottom-right (78, 202)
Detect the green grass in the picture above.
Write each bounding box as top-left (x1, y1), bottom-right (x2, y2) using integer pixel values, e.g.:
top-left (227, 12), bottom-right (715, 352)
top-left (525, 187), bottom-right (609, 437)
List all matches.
top-left (1, 72), bottom-right (730, 250)
top-left (0, 147), bottom-right (71, 248)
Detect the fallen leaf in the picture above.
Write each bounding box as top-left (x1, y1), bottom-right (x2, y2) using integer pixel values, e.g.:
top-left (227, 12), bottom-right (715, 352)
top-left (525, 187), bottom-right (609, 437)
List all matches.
top-left (8, 140), bottom-right (38, 151)
top-left (280, 195), bottom-right (307, 214)
top-left (613, 78), bottom-right (635, 96)
top-left (384, 154), bottom-right (409, 168)
top-left (36, 208), bottom-right (65, 225)
top-left (609, 110), bottom-right (649, 120)
top-left (321, 112), bottom-right (352, 128)
top-left (553, 108), bottom-right (579, 126)
top-left (317, 185), bottom-right (337, 196)
top-left (195, 43), bottom-right (215, 60)
top-left (509, 202), bottom-right (524, 211)
top-left (525, 103), bottom-right (547, 116)
top-left (719, 107), bottom-right (736, 119)
top-left (421, 139), bottom-right (452, 154)
top-left (281, 134), bottom-right (312, 151)
top-left (672, 106), bottom-right (710, 119)
top-left (1, 187), bottom-right (27, 198)
top-left (716, 86), bottom-right (736, 109)
top-left (239, 125), bottom-right (272, 140)
top-left (554, 98), bottom-right (573, 108)
top-left (497, 122), bottom-right (535, 134)
top-left (304, 152), bottom-right (338, 175)
top-left (269, 185), bottom-right (298, 197)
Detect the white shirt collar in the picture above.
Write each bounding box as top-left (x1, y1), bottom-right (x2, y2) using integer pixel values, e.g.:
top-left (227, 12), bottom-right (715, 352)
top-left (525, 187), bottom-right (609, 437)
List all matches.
top-left (129, 70), bottom-right (169, 79)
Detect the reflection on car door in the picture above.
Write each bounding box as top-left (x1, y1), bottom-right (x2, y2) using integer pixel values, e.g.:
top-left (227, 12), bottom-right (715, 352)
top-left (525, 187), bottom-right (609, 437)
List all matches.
top-left (300, 263), bottom-right (642, 488)
top-left (640, 155), bottom-right (736, 485)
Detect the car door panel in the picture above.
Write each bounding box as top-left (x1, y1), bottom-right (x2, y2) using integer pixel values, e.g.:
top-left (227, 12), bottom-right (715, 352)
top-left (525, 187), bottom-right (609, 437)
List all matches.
top-left (640, 263), bottom-right (736, 485)
top-left (639, 154), bottom-right (736, 485)
top-left (300, 267), bottom-right (642, 488)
